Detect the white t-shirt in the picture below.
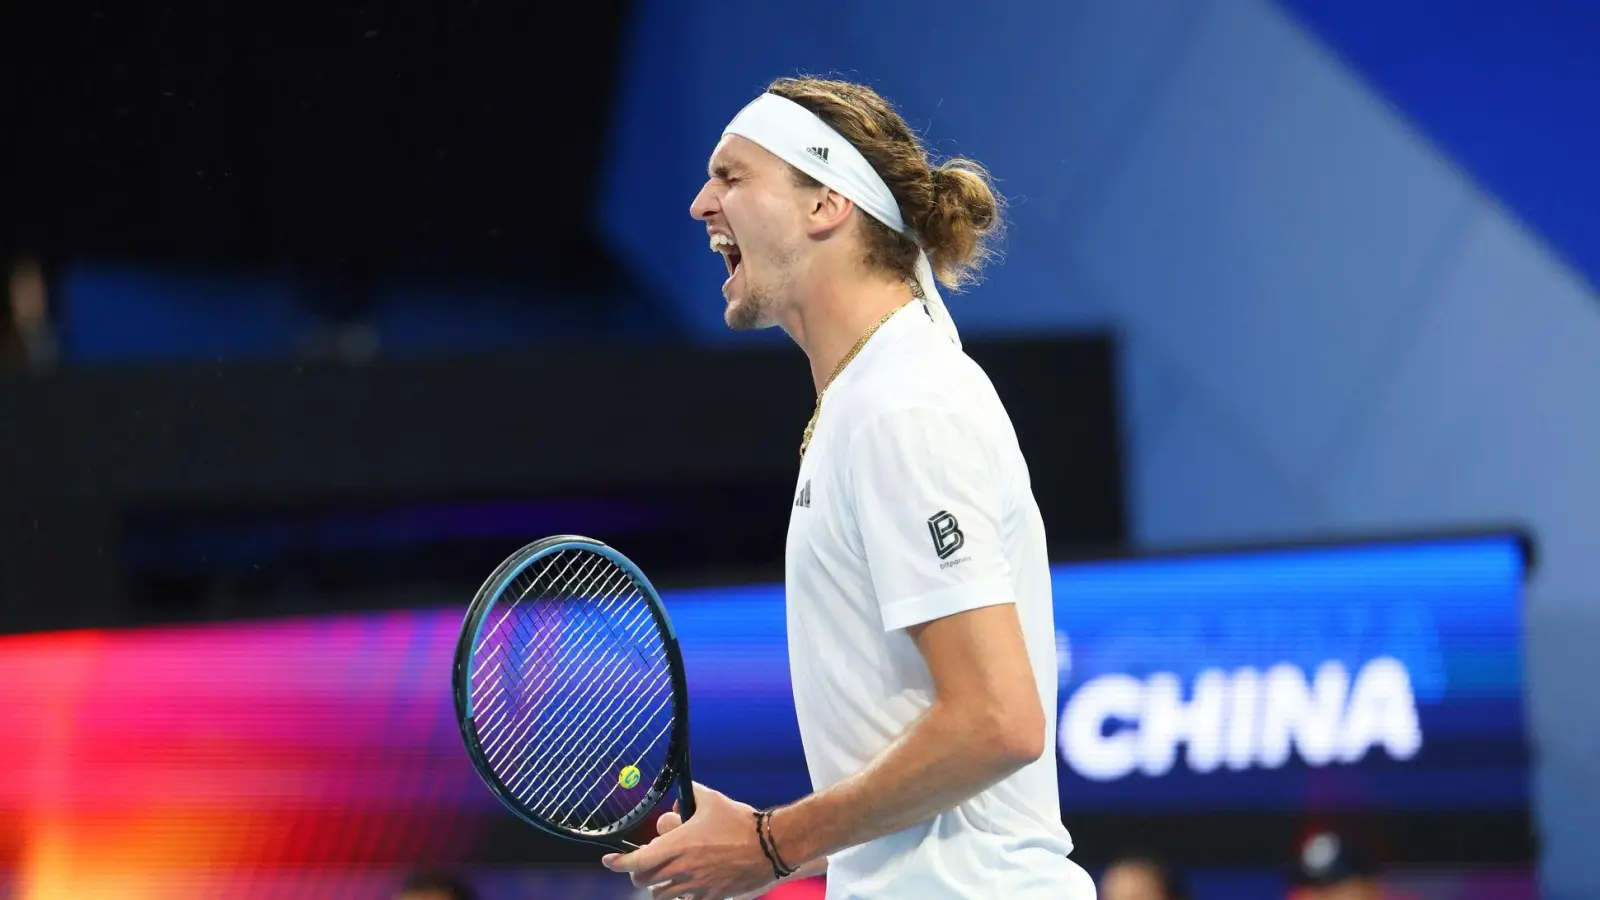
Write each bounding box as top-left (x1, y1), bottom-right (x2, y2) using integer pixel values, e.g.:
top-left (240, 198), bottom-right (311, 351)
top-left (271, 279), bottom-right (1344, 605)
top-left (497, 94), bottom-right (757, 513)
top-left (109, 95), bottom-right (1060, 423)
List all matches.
top-left (784, 301), bottom-right (1082, 899)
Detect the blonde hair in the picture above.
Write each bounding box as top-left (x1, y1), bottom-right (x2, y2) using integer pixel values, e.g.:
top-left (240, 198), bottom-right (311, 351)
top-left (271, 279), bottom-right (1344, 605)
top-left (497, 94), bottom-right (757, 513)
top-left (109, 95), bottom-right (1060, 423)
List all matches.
top-left (765, 76), bottom-right (1005, 292)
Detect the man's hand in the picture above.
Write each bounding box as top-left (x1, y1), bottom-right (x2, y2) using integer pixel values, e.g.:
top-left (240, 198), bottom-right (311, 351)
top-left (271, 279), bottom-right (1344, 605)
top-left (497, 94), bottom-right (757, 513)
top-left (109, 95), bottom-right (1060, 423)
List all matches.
top-left (601, 783), bottom-right (776, 900)
top-left (653, 808), bottom-right (824, 900)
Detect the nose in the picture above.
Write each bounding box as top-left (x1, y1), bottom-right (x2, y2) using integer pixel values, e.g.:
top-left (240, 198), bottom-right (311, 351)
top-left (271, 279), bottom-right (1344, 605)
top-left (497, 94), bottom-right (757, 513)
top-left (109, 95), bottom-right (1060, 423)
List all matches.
top-left (689, 181), bottom-right (719, 221)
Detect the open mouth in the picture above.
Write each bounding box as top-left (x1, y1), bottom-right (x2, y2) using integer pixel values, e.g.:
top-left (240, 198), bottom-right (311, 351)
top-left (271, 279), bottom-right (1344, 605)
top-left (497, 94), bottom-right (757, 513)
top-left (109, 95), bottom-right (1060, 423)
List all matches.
top-left (710, 233), bottom-right (742, 278)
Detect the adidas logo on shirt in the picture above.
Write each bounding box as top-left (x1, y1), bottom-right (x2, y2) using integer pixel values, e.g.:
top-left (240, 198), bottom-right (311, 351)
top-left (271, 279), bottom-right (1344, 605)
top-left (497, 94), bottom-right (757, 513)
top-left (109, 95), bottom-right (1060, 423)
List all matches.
top-left (794, 479), bottom-right (811, 508)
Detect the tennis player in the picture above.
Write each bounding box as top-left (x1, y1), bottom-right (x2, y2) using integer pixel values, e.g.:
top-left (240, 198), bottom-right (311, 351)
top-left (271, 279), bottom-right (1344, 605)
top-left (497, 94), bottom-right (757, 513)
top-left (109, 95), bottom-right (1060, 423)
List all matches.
top-left (603, 76), bottom-right (1096, 900)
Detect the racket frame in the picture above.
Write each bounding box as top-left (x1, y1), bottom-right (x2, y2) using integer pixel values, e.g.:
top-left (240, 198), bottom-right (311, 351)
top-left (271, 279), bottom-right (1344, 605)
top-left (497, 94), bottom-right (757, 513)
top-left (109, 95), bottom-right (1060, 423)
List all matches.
top-left (452, 534), bottom-right (697, 852)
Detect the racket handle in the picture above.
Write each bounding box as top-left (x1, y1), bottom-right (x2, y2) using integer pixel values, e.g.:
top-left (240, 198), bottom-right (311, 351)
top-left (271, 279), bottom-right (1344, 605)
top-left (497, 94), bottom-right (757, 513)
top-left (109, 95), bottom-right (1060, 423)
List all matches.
top-left (678, 776), bottom-right (697, 820)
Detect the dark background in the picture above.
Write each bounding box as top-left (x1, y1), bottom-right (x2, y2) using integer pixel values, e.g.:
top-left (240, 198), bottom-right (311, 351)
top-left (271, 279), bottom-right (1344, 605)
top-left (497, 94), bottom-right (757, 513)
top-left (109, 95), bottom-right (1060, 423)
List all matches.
top-left (2, 0), bottom-right (1126, 631)
top-left (9, 3), bottom-right (630, 270)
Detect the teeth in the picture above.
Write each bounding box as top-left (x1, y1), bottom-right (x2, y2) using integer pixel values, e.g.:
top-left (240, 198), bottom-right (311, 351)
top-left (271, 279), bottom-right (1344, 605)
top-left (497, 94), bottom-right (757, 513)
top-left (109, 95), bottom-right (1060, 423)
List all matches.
top-left (709, 233), bottom-right (738, 252)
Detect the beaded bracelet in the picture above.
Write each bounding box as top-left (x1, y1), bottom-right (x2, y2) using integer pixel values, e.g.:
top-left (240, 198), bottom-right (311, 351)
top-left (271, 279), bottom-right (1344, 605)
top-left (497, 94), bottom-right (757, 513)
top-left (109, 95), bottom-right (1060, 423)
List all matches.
top-left (753, 809), bottom-right (797, 879)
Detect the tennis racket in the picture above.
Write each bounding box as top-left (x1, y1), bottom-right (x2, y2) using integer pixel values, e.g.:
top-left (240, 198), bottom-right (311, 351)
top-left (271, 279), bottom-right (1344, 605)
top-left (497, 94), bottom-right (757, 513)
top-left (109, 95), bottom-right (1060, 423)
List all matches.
top-left (453, 534), bottom-right (696, 851)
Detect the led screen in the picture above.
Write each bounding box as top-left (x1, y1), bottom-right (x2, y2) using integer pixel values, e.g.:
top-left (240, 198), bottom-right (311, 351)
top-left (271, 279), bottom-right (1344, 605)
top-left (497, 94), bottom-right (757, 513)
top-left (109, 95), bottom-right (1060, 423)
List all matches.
top-left (0, 533), bottom-right (1527, 896)
top-left (678, 533), bottom-right (1529, 813)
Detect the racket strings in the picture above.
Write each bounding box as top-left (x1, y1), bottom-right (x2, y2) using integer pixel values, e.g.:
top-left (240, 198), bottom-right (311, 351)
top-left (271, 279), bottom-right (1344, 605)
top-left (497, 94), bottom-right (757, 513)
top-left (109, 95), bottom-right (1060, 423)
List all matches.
top-left (529, 676), bottom-right (673, 822)
top-left (506, 603), bottom-right (674, 828)
top-left (472, 558), bottom-right (634, 746)
top-left (573, 711), bottom-right (677, 829)
top-left (522, 616), bottom-right (674, 827)
top-left (466, 549), bottom-right (680, 835)
top-left (512, 598), bottom-right (672, 814)
top-left (496, 597), bottom-right (662, 795)
top-left (470, 550), bottom-right (629, 718)
top-left (468, 549), bottom-right (599, 707)
top-left (477, 568), bottom-right (643, 766)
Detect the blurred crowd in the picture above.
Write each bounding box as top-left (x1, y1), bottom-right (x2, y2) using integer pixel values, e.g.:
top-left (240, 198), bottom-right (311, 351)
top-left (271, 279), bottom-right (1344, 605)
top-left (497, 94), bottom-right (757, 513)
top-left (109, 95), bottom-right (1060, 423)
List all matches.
top-left (1101, 829), bottom-right (1393, 900)
top-left (2, 253), bottom-right (56, 371)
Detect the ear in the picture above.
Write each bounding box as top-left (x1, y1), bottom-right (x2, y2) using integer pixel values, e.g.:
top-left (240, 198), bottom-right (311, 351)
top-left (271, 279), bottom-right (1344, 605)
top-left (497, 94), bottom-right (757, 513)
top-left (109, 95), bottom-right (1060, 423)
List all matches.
top-left (803, 186), bottom-right (855, 237)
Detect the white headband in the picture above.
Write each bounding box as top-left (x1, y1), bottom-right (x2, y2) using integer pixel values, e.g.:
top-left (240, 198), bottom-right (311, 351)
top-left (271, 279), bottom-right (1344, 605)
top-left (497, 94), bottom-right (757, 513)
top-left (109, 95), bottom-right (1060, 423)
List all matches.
top-left (723, 92), bottom-right (961, 348)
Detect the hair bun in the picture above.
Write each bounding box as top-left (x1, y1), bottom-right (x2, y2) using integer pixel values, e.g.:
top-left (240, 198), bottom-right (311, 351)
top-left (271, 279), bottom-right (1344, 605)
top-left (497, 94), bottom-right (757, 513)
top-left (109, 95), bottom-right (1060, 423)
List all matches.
top-left (918, 159), bottom-right (1004, 290)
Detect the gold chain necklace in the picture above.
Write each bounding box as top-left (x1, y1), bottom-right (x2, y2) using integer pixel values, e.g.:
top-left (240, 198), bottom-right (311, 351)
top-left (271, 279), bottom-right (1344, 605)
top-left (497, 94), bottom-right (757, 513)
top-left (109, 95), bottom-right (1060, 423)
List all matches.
top-left (799, 307), bottom-right (900, 460)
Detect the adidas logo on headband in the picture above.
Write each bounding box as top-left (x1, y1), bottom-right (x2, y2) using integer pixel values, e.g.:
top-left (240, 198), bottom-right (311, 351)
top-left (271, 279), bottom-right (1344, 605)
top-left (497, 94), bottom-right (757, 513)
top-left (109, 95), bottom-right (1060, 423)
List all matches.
top-left (806, 146), bottom-right (830, 163)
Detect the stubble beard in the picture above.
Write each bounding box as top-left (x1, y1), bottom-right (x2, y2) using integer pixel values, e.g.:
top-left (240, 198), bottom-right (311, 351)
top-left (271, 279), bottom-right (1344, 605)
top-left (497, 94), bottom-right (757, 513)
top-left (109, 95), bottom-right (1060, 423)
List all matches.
top-left (724, 253), bottom-right (791, 332)
top-left (725, 286), bottom-right (774, 331)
